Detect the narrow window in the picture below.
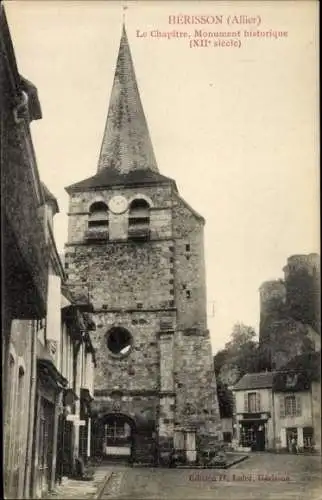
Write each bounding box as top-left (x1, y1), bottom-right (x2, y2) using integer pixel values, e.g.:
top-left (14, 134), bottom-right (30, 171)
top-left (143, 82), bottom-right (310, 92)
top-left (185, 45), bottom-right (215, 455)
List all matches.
top-left (284, 395), bottom-right (298, 417)
top-left (247, 392), bottom-right (259, 412)
top-left (185, 244), bottom-right (190, 252)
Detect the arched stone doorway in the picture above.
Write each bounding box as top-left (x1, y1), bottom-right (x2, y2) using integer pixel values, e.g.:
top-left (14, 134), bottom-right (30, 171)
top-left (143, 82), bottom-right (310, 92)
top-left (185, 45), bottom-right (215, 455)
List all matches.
top-left (93, 413), bottom-right (136, 462)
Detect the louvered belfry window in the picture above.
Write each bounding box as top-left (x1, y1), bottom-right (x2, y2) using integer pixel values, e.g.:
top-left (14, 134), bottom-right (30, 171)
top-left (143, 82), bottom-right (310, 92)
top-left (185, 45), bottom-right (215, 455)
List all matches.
top-left (128, 199), bottom-right (150, 226)
top-left (88, 202), bottom-right (109, 228)
top-left (128, 199), bottom-right (150, 240)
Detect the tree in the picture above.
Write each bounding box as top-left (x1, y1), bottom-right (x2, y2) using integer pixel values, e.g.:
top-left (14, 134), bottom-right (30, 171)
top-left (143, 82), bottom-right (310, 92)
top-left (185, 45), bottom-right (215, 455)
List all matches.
top-left (223, 323), bottom-right (262, 376)
top-left (214, 323), bottom-right (272, 413)
top-left (214, 323), bottom-right (270, 388)
top-left (216, 380), bottom-right (234, 418)
top-left (225, 323), bottom-right (257, 350)
top-left (213, 348), bottom-right (229, 377)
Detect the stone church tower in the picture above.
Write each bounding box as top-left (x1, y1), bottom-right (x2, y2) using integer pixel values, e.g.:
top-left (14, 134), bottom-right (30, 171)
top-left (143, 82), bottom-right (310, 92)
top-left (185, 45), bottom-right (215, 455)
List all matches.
top-left (64, 26), bottom-right (221, 462)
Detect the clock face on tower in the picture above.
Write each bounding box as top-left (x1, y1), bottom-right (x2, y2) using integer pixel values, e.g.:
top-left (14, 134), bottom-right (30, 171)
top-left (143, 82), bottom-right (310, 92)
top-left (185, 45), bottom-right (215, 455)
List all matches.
top-left (108, 195), bottom-right (128, 214)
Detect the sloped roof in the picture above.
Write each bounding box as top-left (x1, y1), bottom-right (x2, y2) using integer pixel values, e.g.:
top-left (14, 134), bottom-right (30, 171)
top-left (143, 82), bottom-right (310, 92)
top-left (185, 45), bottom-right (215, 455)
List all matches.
top-left (37, 340), bottom-right (68, 387)
top-left (66, 167), bottom-right (176, 193)
top-left (97, 25), bottom-right (159, 175)
top-left (1, 7), bottom-right (42, 122)
top-left (233, 371), bottom-right (277, 391)
top-left (175, 192), bottom-right (205, 223)
top-left (281, 351), bottom-right (320, 380)
top-left (41, 182), bottom-right (59, 214)
top-left (20, 76), bottom-right (42, 121)
top-left (273, 371), bottom-right (311, 392)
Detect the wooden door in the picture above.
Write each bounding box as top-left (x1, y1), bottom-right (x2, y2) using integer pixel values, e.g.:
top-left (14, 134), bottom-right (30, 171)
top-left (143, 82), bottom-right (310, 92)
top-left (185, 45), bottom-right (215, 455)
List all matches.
top-left (36, 398), bottom-right (54, 495)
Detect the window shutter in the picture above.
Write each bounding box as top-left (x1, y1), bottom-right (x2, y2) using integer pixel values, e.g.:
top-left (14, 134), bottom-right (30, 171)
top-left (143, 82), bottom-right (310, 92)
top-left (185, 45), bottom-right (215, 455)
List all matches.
top-left (244, 393), bottom-right (248, 412)
top-left (256, 392), bottom-right (261, 412)
top-left (280, 396), bottom-right (285, 418)
top-left (296, 395), bottom-right (302, 416)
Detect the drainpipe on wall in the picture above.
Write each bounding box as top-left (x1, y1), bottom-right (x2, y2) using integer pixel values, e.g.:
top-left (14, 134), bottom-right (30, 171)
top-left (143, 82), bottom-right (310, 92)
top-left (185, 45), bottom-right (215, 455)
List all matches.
top-left (271, 391), bottom-right (276, 451)
top-left (23, 320), bottom-right (37, 499)
top-left (50, 390), bottom-right (62, 491)
top-left (310, 383), bottom-right (315, 450)
top-left (74, 340), bottom-right (82, 463)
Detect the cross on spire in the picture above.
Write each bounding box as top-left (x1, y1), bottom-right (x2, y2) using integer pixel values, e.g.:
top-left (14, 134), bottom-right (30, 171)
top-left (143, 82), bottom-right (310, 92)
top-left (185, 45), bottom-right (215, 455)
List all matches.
top-left (122, 4), bottom-right (128, 25)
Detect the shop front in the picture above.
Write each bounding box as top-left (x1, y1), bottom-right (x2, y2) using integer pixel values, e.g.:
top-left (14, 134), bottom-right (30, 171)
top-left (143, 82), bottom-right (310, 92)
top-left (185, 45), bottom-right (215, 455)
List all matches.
top-left (237, 412), bottom-right (271, 451)
top-left (32, 348), bottom-right (67, 498)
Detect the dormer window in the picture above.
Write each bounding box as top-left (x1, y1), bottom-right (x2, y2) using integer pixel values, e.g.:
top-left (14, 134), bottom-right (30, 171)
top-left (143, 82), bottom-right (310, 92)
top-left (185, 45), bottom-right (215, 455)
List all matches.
top-left (88, 202), bottom-right (109, 228)
top-left (128, 199), bottom-right (150, 240)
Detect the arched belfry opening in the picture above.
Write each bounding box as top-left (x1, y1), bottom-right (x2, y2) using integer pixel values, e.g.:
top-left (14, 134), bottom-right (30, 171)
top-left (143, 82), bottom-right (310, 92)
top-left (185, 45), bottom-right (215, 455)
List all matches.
top-left (88, 201), bottom-right (109, 229)
top-left (128, 198), bottom-right (150, 240)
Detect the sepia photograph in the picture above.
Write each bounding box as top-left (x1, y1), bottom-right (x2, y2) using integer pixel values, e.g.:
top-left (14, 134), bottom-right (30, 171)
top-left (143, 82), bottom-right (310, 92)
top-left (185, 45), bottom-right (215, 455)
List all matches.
top-left (1, 1), bottom-right (320, 499)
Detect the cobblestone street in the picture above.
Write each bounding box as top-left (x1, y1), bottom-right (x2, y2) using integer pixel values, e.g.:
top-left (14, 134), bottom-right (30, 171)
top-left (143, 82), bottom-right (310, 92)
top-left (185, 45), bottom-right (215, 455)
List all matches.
top-left (44, 467), bottom-right (112, 499)
top-left (98, 454), bottom-right (322, 500)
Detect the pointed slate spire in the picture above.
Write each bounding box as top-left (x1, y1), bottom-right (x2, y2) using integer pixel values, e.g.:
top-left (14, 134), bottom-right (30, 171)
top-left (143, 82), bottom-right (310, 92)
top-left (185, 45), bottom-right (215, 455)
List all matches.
top-left (97, 25), bottom-right (159, 174)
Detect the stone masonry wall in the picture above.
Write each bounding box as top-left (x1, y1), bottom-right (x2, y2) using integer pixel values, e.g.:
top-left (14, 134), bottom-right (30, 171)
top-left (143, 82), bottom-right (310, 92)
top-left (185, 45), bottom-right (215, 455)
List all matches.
top-left (67, 185), bottom-right (172, 243)
top-left (159, 396), bottom-right (175, 438)
top-left (65, 184), bottom-right (176, 441)
top-left (172, 196), bottom-right (207, 331)
top-left (65, 182), bottom-right (222, 446)
top-left (174, 330), bottom-right (221, 436)
top-left (65, 241), bottom-right (174, 311)
top-left (92, 394), bottom-right (158, 424)
top-left (90, 311), bottom-right (160, 392)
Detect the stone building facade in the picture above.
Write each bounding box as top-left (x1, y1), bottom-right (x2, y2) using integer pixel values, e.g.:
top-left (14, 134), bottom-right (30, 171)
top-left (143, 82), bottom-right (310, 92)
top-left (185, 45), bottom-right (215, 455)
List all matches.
top-left (1, 7), bottom-right (96, 496)
top-left (233, 357), bottom-right (321, 453)
top-left (64, 26), bottom-right (221, 462)
top-left (1, 5), bottom-right (48, 497)
top-left (31, 185), bottom-right (96, 499)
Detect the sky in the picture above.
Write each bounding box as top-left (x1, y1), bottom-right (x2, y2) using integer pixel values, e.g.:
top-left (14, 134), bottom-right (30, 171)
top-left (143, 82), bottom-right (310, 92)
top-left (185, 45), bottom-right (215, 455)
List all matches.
top-left (5, 1), bottom-right (319, 353)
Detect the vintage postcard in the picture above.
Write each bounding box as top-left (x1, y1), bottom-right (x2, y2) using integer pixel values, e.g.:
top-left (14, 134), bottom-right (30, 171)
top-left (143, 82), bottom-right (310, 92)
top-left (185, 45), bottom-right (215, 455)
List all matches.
top-left (1, 1), bottom-right (320, 499)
